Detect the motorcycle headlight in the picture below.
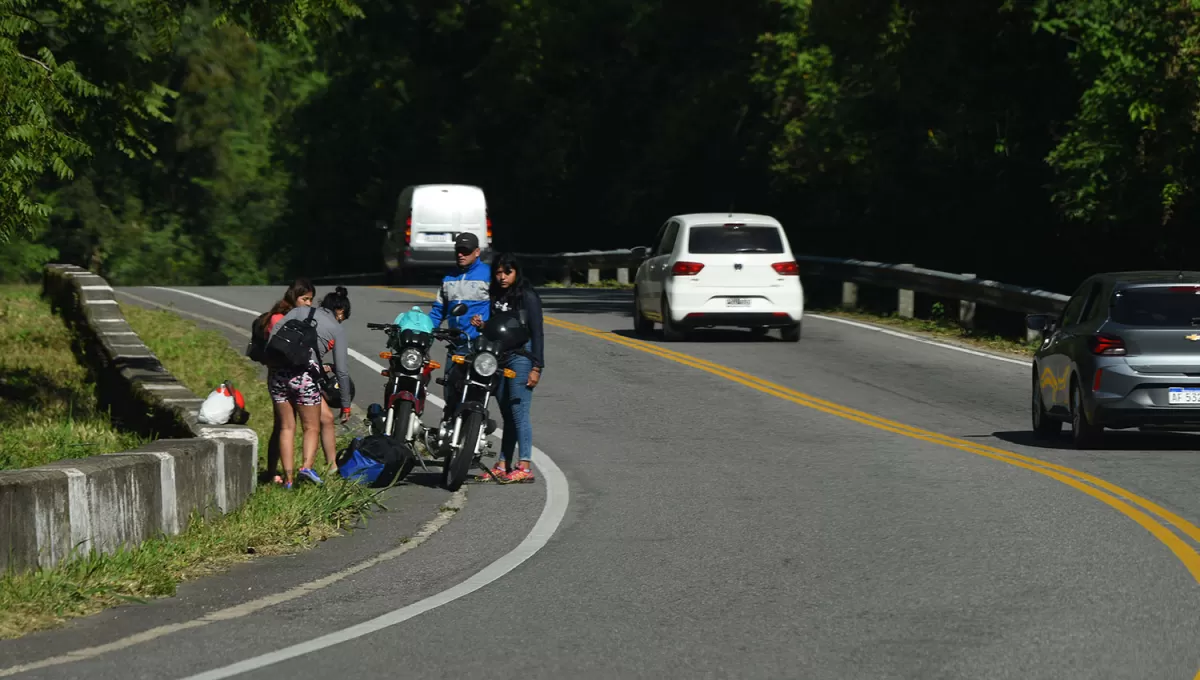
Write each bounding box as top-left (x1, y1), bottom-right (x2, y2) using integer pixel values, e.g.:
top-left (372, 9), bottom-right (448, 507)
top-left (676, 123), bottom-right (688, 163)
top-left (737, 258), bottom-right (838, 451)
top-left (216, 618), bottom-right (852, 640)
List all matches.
top-left (472, 351), bottom-right (498, 377)
top-left (399, 348), bottom-right (424, 371)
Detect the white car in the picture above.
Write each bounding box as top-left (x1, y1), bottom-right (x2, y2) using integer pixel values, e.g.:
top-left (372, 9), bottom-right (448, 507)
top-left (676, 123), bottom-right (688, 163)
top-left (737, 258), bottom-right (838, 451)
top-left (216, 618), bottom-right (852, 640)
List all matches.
top-left (632, 213), bottom-right (804, 342)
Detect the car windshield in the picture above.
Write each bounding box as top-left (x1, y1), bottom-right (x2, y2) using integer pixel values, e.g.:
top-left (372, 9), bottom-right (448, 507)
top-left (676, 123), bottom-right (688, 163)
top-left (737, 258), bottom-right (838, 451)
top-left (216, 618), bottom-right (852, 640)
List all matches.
top-left (687, 226), bottom-right (784, 254)
top-left (1111, 287), bottom-right (1200, 327)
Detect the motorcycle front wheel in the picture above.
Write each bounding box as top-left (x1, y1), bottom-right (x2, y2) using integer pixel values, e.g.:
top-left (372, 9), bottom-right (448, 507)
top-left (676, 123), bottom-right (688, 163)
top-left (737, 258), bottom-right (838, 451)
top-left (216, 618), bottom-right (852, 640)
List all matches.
top-left (442, 411), bottom-right (483, 492)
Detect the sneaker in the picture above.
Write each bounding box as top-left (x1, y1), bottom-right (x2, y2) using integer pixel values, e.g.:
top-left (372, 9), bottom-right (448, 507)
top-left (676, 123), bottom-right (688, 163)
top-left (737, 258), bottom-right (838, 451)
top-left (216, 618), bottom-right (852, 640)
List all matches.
top-left (476, 462), bottom-right (507, 482)
top-left (298, 467), bottom-right (323, 485)
top-left (504, 465), bottom-right (535, 483)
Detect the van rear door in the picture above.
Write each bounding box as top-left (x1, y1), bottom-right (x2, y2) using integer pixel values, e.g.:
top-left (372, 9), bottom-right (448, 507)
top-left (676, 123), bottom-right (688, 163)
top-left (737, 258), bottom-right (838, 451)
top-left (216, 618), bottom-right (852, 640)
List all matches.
top-left (412, 186), bottom-right (487, 247)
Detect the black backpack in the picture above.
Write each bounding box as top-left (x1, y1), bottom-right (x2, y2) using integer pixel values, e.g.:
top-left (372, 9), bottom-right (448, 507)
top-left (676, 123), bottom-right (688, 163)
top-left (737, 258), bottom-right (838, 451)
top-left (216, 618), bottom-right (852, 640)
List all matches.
top-left (245, 314), bottom-right (271, 364)
top-left (266, 307), bottom-right (320, 368)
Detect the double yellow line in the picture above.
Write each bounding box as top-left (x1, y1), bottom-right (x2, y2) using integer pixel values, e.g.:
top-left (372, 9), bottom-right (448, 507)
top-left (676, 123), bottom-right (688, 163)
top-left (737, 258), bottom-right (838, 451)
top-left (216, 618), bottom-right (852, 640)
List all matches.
top-left (385, 286), bottom-right (1200, 584)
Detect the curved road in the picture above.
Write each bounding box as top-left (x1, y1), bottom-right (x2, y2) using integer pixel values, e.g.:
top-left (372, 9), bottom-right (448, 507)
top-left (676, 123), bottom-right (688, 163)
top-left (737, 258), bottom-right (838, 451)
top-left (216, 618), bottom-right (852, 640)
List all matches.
top-left (5, 284), bottom-right (1200, 679)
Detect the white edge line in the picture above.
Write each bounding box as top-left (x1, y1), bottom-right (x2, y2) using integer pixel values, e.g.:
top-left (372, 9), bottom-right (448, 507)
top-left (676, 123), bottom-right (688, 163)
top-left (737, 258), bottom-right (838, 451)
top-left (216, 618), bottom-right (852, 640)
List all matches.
top-left (130, 287), bottom-right (571, 680)
top-left (806, 312), bottom-right (1032, 367)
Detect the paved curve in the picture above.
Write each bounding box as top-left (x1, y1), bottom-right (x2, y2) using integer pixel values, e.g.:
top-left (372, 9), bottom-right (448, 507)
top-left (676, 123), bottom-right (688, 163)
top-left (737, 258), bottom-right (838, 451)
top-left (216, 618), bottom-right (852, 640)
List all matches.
top-left (6, 284), bottom-right (1200, 679)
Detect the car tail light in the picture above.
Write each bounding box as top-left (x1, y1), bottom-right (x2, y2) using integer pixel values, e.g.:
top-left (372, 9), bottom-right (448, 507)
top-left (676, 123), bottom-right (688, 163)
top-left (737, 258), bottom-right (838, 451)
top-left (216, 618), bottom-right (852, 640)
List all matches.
top-left (486, 215), bottom-right (492, 240)
top-left (1089, 333), bottom-right (1126, 356)
top-left (671, 261), bottom-right (705, 276)
top-left (405, 216), bottom-right (412, 244)
top-left (1169, 285), bottom-right (1200, 293)
top-left (1093, 368), bottom-right (1104, 392)
top-left (772, 261), bottom-right (800, 276)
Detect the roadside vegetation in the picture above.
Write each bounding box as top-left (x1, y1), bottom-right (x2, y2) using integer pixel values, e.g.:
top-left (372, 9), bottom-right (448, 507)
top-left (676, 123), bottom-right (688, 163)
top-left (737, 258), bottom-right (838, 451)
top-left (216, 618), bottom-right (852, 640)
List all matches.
top-left (0, 285), bottom-right (144, 469)
top-left (543, 279), bottom-right (634, 290)
top-left (811, 306), bottom-right (1040, 358)
top-left (0, 302), bottom-right (381, 640)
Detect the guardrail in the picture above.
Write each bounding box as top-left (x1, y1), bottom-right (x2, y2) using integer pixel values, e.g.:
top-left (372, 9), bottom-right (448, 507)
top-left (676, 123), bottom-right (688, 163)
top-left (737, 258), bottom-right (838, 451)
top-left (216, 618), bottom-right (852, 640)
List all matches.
top-left (315, 245), bottom-right (1069, 338)
top-left (0, 265), bottom-right (259, 574)
top-left (514, 247), bottom-right (1068, 339)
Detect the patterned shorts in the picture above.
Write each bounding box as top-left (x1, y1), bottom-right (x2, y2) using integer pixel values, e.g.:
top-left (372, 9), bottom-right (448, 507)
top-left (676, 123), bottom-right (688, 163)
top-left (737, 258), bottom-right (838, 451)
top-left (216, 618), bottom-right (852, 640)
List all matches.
top-left (268, 366), bottom-right (322, 407)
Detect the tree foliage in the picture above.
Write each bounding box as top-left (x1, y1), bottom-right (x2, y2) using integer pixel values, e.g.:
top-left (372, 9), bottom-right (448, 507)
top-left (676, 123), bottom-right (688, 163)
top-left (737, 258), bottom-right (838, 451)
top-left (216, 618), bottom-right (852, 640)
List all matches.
top-left (2, 0), bottom-right (1198, 289)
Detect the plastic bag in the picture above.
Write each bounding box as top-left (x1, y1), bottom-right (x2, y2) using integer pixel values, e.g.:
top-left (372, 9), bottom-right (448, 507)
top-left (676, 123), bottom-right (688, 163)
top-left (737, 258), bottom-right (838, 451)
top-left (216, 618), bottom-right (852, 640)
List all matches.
top-left (393, 306), bottom-right (434, 334)
top-left (198, 380), bottom-right (249, 425)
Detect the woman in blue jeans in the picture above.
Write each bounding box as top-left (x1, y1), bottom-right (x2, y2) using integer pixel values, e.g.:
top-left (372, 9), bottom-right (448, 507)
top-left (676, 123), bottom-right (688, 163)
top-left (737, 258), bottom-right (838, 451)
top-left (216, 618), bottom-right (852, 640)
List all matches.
top-left (472, 252), bottom-right (544, 483)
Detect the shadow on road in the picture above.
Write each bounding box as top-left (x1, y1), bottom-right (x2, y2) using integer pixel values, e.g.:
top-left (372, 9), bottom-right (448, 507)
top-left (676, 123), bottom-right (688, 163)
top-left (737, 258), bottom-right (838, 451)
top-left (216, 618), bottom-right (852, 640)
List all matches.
top-left (610, 328), bottom-right (782, 344)
top-left (991, 429), bottom-right (1200, 452)
top-left (537, 288), bottom-right (633, 316)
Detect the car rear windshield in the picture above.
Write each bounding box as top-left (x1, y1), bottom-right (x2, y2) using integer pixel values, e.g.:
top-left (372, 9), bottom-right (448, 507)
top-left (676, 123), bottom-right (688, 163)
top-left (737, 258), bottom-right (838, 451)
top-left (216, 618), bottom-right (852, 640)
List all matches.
top-left (1111, 287), bottom-right (1200, 327)
top-left (687, 226), bottom-right (784, 254)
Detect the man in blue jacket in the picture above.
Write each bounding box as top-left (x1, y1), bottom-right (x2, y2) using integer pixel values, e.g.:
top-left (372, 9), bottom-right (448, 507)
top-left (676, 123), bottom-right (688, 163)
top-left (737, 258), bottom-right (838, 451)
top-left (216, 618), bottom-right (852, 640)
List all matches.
top-left (429, 232), bottom-right (491, 421)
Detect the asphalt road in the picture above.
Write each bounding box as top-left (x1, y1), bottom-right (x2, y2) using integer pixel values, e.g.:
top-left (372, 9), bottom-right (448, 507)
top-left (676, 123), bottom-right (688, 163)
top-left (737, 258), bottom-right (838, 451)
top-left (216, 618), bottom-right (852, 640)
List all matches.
top-left (5, 283), bottom-right (1200, 679)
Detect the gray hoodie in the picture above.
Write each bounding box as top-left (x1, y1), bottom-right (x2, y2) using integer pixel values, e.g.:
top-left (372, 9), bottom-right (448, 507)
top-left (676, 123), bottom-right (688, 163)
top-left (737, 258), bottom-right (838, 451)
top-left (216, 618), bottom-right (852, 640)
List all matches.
top-left (269, 305), bottom-right (351, 408)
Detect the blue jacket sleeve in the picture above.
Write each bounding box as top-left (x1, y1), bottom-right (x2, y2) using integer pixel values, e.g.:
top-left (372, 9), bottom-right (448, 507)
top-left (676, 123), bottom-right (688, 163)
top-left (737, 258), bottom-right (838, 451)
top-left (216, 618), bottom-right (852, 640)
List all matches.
top-left (428, 280), bottom-right (446, 329)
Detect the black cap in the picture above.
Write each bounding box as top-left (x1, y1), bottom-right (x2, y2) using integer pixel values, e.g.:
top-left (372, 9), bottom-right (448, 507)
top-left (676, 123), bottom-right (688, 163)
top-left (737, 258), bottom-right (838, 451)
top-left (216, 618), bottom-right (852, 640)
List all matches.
top-left (454, 232), bottom-right (480, 252)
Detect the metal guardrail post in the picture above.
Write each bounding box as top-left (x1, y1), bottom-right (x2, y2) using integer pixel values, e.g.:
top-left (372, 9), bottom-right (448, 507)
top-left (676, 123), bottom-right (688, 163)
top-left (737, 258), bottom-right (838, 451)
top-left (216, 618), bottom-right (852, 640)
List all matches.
top-left (841, 282), bottom-right (858, 309)
top-left (897, 264), bottom-right (915, 318)
top-left (959, 273), bottom-right (977, 329)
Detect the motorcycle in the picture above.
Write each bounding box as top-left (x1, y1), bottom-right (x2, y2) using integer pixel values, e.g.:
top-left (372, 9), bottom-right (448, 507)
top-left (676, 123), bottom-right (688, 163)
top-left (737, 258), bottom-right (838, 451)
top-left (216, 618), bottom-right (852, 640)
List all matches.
top-left (430, 306), bottom-right (531, 491)
top-left (365, 302), bottom-right (468, 481)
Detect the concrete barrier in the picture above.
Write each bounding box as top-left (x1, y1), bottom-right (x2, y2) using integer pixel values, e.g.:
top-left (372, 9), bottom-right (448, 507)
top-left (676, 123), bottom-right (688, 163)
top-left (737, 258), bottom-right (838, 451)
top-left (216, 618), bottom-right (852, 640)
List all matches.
top-left (0, 265), bottom-right (258, 573)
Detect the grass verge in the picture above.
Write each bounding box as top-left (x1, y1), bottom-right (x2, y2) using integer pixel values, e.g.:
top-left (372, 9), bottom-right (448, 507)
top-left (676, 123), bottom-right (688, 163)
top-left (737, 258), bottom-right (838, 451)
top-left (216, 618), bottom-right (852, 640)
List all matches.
top-left (812, 307), bottom-right (1039, 357)
top-left (0, 285), bottom-right (145, 469)
top-left (0, 301), bottom-right (382, 640)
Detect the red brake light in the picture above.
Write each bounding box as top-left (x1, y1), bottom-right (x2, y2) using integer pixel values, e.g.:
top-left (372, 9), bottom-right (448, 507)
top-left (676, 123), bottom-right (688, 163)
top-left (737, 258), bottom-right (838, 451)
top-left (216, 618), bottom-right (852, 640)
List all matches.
top-left (772, 261), bottom-right (800, 276)
top-left (671, 261), bottom-right (705, 276)
top-left (1089, 333), bottom-right (1126, 356)
top-left (486, 215), bottom-right (492, 240)
top-left (1169, 286), bottom-right (1200, 293)
top-left (405, 216), bottom-right (412, 243)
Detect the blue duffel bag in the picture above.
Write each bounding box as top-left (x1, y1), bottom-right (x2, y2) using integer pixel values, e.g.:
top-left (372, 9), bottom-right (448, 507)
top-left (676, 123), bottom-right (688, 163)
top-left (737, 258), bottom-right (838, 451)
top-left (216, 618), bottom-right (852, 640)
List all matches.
top-left (337, 434), bottom-right (409, 487)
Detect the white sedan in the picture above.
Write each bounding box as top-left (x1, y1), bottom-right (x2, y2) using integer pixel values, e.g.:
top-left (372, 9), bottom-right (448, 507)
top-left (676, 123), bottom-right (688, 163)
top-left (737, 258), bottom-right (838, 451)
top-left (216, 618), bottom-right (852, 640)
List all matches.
top-left (632, 213), bottom-right (805, 342)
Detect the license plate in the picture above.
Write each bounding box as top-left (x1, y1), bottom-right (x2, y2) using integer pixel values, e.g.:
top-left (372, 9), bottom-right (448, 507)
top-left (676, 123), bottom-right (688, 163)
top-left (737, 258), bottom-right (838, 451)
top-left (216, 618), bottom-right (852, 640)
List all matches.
top-left (425, 233), bottom-right (451, 243)
top-left (725, 297), bottom-right (751, 308)
top-left (1168, 387), bottom-right (1200, 404)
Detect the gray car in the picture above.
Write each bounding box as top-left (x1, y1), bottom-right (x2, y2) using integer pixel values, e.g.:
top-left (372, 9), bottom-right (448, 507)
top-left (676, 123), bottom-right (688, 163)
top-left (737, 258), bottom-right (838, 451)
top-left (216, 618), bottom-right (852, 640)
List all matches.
top-left (1026, 271), bottom-right (1200, 448)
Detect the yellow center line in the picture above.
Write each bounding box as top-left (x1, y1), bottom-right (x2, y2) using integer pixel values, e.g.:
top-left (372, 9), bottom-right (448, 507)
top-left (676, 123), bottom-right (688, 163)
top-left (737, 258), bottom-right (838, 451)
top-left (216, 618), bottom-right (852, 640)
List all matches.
top-left (381, 285), bottom-right (1200, 585)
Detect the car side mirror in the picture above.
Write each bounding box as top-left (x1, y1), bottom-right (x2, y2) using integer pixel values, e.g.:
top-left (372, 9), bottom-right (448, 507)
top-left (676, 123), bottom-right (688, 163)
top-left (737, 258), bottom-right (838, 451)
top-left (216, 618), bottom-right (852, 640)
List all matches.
top-left (630, 246), bottom-right (648, 260)
top-left (1025, 314), bottom-right (1050, 332)
top-left (450, 303), bottom-right (469, 317)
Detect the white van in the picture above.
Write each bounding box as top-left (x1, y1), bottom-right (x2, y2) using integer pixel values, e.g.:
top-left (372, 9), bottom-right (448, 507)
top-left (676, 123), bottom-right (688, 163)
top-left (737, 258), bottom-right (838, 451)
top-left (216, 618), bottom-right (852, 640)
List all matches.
top-left (383, 184), bottom-right (491, 282)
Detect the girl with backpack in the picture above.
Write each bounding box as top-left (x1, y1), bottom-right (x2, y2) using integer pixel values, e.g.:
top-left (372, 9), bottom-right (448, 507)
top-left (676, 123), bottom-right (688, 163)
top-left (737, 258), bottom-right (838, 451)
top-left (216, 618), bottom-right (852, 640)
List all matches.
top-left (267, 287), bottom-right (354, 488)
top-left (253, 278), bottom-right (314, 485)
top-left (472, 253), bottom-right (544, 483)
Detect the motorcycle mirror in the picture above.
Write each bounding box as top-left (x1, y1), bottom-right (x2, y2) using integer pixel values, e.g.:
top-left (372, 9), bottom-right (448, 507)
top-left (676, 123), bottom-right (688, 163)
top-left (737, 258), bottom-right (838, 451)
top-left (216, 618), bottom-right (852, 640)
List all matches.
top-left (450, 303), bottom-right (469, 317)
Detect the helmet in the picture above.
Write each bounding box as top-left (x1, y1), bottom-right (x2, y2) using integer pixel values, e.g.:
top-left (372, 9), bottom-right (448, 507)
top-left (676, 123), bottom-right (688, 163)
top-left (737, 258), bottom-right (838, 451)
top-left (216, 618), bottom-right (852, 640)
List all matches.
top-left (481, 312), bottom-right (528, 352)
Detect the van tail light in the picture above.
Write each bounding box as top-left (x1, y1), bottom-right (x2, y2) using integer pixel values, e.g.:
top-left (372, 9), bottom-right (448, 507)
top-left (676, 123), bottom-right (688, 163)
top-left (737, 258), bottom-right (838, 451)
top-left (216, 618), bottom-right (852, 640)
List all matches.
top-left (1089, 333), bottom-right (1126, 356)
top-left (486, 217), bottom-right (492, 240)
top-left (671, 261), bottom-right (705, 276)
top-left (405, 216), bottom-right (412, 244)
top-left (772, 261), bottom-right (800, 276)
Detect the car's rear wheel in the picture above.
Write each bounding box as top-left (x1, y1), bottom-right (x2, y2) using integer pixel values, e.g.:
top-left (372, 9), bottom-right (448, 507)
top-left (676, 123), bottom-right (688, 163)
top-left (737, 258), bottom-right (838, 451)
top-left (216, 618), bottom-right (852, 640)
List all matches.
top-left (1031, 373), bottom-right (1061, 438)
top-left (661, 295), bottom-right (685, 342)
top-left (633, 288), bottom-right (654, 337)
top-left (780, 323), bottom-right (801, 343)
top-left (1070, 381), bottom-right (1102, 449)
